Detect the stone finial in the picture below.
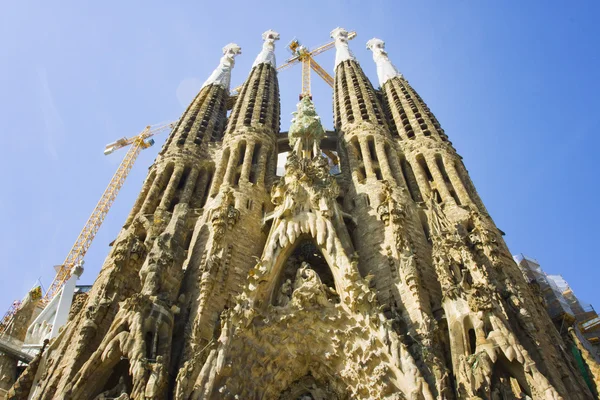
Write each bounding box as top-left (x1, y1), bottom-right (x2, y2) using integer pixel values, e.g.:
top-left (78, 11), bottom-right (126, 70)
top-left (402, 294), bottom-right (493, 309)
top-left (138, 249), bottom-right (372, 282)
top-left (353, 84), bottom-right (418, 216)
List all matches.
top-left (252, 29), bottom-right (280, 68)
top-left (201, 43), bottom-right (242, 91)
top-left (288, 96), bottom-right (325, 158)
top-left (330, 27), bottom-right (356, 68)
top-left (366, 38), bottom-right (403, 86)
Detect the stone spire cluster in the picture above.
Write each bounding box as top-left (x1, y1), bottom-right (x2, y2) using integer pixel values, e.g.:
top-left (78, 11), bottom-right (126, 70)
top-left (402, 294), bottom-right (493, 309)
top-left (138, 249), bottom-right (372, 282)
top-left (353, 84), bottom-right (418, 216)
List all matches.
top-left (4, 28), bottom-right (598, 400)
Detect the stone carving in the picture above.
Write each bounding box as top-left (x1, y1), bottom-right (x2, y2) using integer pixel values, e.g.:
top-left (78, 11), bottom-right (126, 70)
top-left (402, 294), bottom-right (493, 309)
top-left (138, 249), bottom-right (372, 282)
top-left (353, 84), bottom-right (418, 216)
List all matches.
top-left (209, 188), bottom-right (240, 245)
top-left (366, 37), bottom-right (403, 86)
top-left (10, 29), bottom-right (596, 400)
top-left (331, 27), bottom-right (356, 67)
top-left (252, 29), bottom-right (279, 68)
top-left (201, 43), bottom-right (242, 91)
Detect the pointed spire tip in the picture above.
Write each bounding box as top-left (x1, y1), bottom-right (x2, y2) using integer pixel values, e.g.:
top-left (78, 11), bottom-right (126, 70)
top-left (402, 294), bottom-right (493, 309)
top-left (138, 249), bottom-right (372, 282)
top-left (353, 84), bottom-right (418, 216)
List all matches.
top-left (201, 43), bottom-right (242, 91)
top-left (366, 37), bottom-right (403, 86)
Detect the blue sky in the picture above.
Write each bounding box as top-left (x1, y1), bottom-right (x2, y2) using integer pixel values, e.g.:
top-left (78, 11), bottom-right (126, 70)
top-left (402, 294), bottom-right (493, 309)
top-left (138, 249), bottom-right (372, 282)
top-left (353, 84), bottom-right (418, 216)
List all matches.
top-left (1, 1), bottom-right (599, 313)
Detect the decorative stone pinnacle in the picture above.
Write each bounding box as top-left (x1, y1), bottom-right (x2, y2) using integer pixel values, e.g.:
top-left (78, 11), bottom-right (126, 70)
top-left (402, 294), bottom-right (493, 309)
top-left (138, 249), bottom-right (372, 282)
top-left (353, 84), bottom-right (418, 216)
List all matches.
top-left (252, 29), bottom-right (280, 68)
top-left (366, 38), bottom-right (403, 86)
top-left (330, 27), bottom-right (356, 68)
top-left (201, 43), bottom-right (242, 92)
top-left (288, 96), bottom-right (325, 159)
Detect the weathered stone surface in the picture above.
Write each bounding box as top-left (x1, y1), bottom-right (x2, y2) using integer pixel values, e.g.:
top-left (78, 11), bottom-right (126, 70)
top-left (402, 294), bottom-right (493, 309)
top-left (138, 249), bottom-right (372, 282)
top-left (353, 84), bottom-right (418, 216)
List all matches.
top-left (5, 29), bottom-right (597, 400)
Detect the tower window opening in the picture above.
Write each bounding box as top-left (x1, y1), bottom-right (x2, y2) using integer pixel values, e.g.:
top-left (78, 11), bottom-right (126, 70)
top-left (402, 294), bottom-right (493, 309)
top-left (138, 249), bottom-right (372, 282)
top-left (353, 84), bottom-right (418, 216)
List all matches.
top-left (351, 137), bottom-right (362, 161)
top-left (212, 147), bottom-right (230, 198)
top-left (419, 210), bottom-right (431, 243)
top-left (237, 141), bottom-right (246, 166)
top-left (358, 167), bottom-right (366, 183)
top-left (432, 189), bottom-right (442, 204)
top-left (400, 158), bottom-right (423, 203)
top-left (201, 169), bottom-right (213, 207)
top-left (176, 167), bottom-right (190, 191)
top-left (449, 189), bottom-right (461, 205)
top-left (374, 167), bottom-right (383, 181)
top-left (191, 168), bottom-right (208, 209)
top-left (468, 328), bottom-right (477, 355)
top-left (435, 154), bottom-right (459, 204)
top-left (367, 137), bottom-right (378, 162)
top-left (145, 331), bottom-right (154, 359)
top-left (416, 155), bottom-right (434, 182)
top-left (234, 172), bottom-right (242, 187)
top-left (251, 143), bottom-right (262, 165)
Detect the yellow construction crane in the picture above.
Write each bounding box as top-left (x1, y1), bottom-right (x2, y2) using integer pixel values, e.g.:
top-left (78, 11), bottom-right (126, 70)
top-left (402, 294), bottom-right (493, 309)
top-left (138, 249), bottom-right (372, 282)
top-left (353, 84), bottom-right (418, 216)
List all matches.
top-left (40, 122), bottom-right (176, 305)
top-left (232, 31), bottom-right (356, 99)
top-left (0, 122), bottom-right (175, 334)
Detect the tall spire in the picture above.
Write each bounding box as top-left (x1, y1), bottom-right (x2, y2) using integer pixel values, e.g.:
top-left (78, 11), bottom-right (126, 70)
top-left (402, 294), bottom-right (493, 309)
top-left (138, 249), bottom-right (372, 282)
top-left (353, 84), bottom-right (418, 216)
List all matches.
top-left (330, 27), bottom-right (356, 68)
top-left (366, 38), bottom-right (403, 86)
top-left (252, 29), bottom-right (280, 68)
top-left (201, 43), bottom-right (242, 92)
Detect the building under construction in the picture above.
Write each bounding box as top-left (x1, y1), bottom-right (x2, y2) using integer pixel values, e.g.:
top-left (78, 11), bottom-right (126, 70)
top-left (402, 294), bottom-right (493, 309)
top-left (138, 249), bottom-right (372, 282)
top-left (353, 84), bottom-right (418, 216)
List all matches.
top-left (1, 28), bottom-right (600, 399)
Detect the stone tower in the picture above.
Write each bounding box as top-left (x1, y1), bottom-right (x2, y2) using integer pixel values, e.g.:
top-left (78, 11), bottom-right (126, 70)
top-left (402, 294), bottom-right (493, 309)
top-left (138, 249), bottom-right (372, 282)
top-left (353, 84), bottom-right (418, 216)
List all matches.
top-left (8, 29), bottom-right (598, 400)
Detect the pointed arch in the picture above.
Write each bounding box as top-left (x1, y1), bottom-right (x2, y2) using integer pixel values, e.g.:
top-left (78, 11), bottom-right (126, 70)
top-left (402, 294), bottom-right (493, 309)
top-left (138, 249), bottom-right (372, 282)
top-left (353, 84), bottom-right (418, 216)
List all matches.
top-left (260, 233), bottom-right (342, 308)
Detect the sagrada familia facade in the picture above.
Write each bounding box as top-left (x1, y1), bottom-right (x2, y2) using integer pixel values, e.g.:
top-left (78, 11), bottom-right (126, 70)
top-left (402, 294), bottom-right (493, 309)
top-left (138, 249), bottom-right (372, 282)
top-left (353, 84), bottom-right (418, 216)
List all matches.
top-left (5, 28), bottom-right (599, 399)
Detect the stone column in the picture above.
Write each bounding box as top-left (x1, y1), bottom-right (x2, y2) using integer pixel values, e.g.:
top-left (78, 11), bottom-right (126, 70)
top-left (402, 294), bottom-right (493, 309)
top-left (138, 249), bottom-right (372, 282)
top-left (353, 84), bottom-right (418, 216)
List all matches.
top-left (426, 154), bottom-right (454, 204)
top-left (375, 140), bottom-right (394, 182)
top-left (411, 157), bottom-right (432, 199)
top-left (126, 172), bottom-right (156, 224)
top-left (240, 142), bottom-right (255, 183)
top-left (180, 168), bottom-right (200, 205)
top-left (222, 146), bottom-right (238, 186)
top-left (444, 154), bottom-right (471, 206)
top-left (159, 167), bottom-right (184, 210)
top-left (257, 145), bottom-right (270, 187)
top-left (141, 167), bottom-right (171, 214)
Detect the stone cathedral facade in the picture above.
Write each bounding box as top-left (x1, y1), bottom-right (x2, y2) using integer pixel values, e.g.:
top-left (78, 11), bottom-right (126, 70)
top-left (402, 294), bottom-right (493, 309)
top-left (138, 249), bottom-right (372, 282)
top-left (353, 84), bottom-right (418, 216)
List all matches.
top-left (9, 28), bottom-right (598, 399)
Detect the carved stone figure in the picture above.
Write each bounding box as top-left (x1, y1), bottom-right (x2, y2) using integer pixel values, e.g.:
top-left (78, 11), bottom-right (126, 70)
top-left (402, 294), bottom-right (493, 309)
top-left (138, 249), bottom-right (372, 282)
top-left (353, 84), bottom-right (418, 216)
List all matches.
top-left (6, 29), bottom-right (596, 400)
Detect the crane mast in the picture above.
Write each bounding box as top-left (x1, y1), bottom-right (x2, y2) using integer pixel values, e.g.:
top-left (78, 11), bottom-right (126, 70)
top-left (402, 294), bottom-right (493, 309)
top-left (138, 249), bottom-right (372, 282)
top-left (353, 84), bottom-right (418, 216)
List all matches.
top-left (42, 123), bottom-right (175, 304)
top-left (0, 123), bottom-right (174, 335)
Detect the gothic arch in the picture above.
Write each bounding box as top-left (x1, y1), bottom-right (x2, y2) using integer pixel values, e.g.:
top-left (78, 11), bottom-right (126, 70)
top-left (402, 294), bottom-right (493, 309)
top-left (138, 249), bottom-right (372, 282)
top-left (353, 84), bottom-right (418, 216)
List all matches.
top-left (252, 222), bottom-right (355, 310)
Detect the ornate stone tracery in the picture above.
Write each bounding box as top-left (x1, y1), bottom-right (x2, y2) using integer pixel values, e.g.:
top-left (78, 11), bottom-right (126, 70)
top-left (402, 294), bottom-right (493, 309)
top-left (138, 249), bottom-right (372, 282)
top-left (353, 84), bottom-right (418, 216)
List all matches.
top-left (6, 29), bottom-right (596, 400)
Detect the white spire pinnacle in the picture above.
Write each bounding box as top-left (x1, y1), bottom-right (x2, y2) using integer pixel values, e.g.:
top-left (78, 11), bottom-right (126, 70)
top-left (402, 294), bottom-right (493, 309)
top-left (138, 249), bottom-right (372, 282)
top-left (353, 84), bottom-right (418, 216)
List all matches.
top-left (252, 29), bottom-right (280, 68)
top-left (330, 27), bottom-right (357, 68)
top-left (201, 43), bottom-right (242, 92)
top-left (366, 38), bottom-right (403, 86)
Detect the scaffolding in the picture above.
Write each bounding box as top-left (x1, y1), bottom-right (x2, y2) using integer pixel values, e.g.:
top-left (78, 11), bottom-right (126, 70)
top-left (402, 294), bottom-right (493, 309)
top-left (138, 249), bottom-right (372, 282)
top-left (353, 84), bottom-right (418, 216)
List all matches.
top-left (514, 254), bottom-right (600, 346)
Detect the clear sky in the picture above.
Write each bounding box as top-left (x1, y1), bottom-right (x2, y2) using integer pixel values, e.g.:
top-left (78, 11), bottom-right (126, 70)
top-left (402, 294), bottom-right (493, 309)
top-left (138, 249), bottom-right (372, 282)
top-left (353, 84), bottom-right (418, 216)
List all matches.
top-left (1, 1), bottom-right (599, 314)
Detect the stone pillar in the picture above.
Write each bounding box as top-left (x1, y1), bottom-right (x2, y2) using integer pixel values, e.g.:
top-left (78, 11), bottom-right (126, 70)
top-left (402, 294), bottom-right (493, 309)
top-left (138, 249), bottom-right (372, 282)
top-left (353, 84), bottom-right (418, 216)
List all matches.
top-left (444, 154), bottom-right (471, 206)
top-left (376, 140), bottom-right (394, 182)
top-left (411, 157), bottom-right (432, 199)
top-left (426, 154), bottom-right (454, 205)
top-left (240, 142), bottom-right (255, 183)
top-left (180, 168), bottom-right (200, 205)
top-left (159, 167), bottom-right (184, 210)
top-left (223, 148), bottom-right (238, 186)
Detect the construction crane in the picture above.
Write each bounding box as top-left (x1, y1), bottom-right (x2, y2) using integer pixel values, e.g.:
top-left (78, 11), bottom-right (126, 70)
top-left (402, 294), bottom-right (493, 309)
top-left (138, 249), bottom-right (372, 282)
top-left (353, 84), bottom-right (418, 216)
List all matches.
top-left (0, 122), bottom-right (175, 335)
top-left (232, 31), bottom-right (357, 99)
top-left (41, 122), bottom-right (176, 305)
